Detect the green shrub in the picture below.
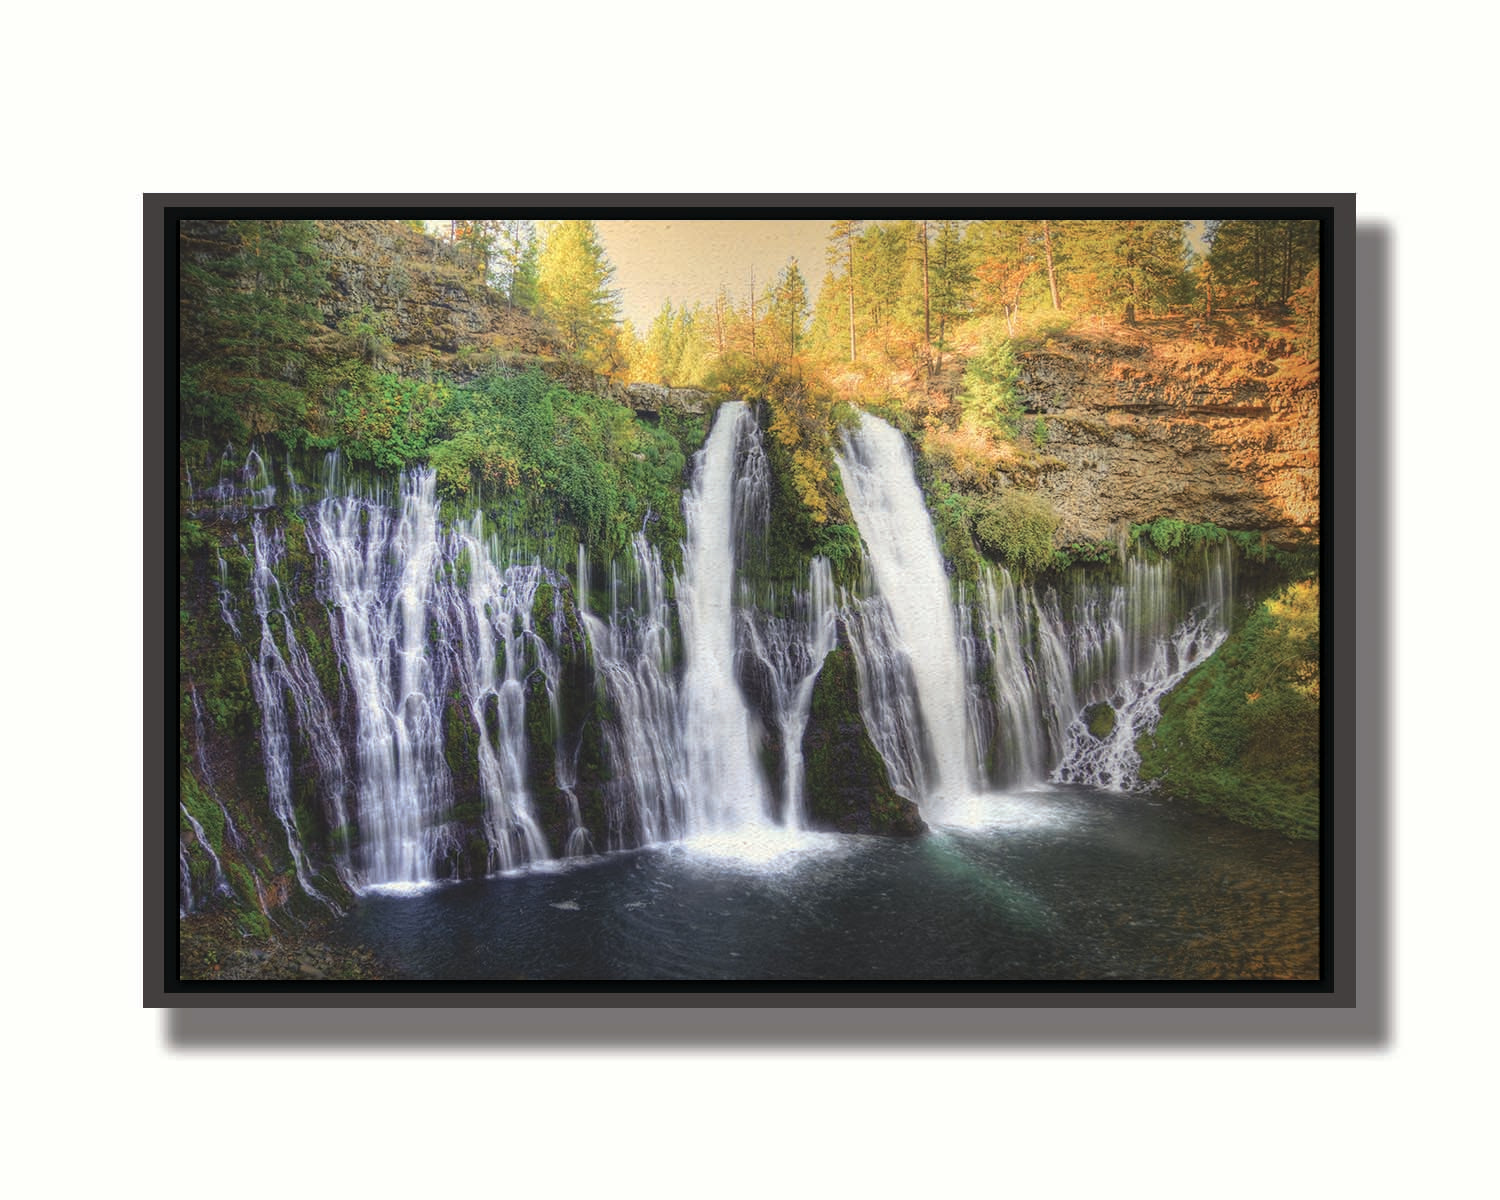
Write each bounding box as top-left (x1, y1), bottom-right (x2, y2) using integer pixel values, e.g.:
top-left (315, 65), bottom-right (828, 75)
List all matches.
top-left (1130, 517), bottom-right (1228, 556)
top-left (971, 490), bottom-right (1059, 576)
top-left (1053, 538), bottom-right (1115, 570)
top-left (333, 373), bottom-right (449, 470)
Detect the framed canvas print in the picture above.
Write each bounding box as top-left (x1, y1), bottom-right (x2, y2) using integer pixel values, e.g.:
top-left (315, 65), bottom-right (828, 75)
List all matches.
top-left (149, 195), bottom-right (1355, 1012)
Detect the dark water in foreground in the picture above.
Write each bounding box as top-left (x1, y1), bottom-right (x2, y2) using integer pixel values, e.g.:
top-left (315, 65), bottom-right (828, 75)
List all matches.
top-left (332, 786), bottom-right (1319, 981)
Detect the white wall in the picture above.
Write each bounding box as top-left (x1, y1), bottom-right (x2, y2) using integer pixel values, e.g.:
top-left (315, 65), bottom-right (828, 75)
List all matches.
top-left (8, 5), bottom-right (1489, 1196)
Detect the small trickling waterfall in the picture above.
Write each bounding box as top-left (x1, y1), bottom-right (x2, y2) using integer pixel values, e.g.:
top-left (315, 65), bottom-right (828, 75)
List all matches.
top-left (677, 401), bottom-right (774, 831)
top-left (739, 557), bottom-right (838, 829)
top-left (309, 472), bottom-right (454, 888)
top-left (836, 413), bottom-right (975, 819)
top-left (189, 688), bottom-right (244, 851)
top-left (444, 515), bottom-right (550, 872)
top-left (578, 534), bottom-right (690, 847)
top-left (247, 517), bottom-right (342, 908)
top-left (576, 534), bottom-right (687, 846)
top-left (179, 803), bottom-right (232, 913)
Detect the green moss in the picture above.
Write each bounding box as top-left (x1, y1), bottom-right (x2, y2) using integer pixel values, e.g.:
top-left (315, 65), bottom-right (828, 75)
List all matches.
top-left (804, 648), bottom-right (922, 837)
top-left (225, 862), bottom-right (270, 938)
top-left (1138, 579), bottom-right (1320, 839)
top-left (180, 769), bottom-right (226, 851)
top-left (915, 467), bottom-right (982, 583)
top-left (1129, 518), bottom-right (1227, 557)
top-left (1052, 538), bottom-right (1116, 571)
top-left (531, 581), bottom-right (555, 628)
top-left (1085, 701), bottom-right (1116, 740)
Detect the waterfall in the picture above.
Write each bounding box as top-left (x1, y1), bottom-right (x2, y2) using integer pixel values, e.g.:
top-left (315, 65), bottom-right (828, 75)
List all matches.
top-left (444, 515), bottom-right (550, 872)
top-left (835, 412), bottom-right (974, 819)
top-left (834, 411), bottom-right (1239, 810)
top-left (306, 471), bottom-right (456, 888)
top-left (963, 542), bottom-right (1237, 792)
top-left (840, 588), bottom-right (929, 803)
top-left (1050, 543), bottom-right (1235, 790)
top-left (579, 534), bottom-right (691, 847)
top-left (189, 688), bottom-right (244, 851)
top-left (551, 563), bottom-right (592, 857)
top-left (179, 803), bottom-right (232, 911)
top-left (190, 409), bottom-right (1246, 915)
top-left (739, 557), bottom-right (838, 829)
top-left (676, 401), bottom-right (773, 830)
top-left (247, 517), bottom-right (341, 909)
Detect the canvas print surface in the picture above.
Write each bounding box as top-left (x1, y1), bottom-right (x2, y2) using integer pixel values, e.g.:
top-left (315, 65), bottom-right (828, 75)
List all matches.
top-left (174, 209), bottom-right (1324, 986)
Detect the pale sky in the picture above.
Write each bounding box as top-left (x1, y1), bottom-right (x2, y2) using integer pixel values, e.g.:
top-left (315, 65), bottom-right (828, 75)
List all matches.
top-left (427, 218), bottom-right (1212, 328)
top-left (595, 220), bottom-right (833, 329)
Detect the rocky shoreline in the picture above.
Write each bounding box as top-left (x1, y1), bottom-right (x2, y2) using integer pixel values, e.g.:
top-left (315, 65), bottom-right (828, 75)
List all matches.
top-left (178, 910), bottom-right (393, 982)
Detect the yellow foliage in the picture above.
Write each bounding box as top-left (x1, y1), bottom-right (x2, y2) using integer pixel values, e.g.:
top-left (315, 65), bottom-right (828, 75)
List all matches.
top-left (792, 447), bottom-right (830, 523)
top-left (1263, 579), bottom-right (1320, 700)
top-left (923, 421), bottom-right (1015, 490)
top-left (762, 374), bottom-right (840, 525)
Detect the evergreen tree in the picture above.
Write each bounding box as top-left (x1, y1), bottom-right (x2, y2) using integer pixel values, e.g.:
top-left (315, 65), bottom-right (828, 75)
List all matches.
top-left (929, 219), bottom-right (973, 364)
top-left (968, 219), bottom-right (1042, 334)
top-left (1207, 219), bottom-right (1319, 309)
top-left (958, 332), bottom-right (1023, 438)
top-left (766, 258), bottom-right (810, 362)
top-left (179, 218), bottom-right (328, 444)
top-left (535, 220), bottom-right (620, 361)
top-left (488, 219), bottom-right (539, 309)
top-left (1061, 220), bottom-right (1189, 320)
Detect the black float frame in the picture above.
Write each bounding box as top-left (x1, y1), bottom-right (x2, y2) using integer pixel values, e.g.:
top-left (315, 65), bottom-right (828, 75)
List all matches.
top-left (147, 195), bottom-right (1369, 1040)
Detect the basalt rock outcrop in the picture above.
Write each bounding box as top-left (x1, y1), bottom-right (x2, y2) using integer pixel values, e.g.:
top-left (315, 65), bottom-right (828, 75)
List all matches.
top-left (311, 220), bottom-right (561, 375)
top-left (1011, 328), bottom-right (1319, 542)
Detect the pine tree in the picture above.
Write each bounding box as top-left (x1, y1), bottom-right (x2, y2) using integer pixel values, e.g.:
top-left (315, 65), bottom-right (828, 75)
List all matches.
top-left (767, 258), bottom-right (810, 363)
top-left (179, 218), bottom-right (328, 443)
top-left (1062, 220), bottom-right (1189, 319)
top-left (929, 219), bottom-right (973, 367)
top-left (1207, 220), bottom-right (1319, 309)
top-left (534, 220), bottom-right (620, 361)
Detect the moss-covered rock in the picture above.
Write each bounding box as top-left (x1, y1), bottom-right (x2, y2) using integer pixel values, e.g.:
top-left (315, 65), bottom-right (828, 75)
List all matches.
top-left (1085, 701), bottom-right (1117, 740)
top-left (803, 642), bottom-right (924, 837)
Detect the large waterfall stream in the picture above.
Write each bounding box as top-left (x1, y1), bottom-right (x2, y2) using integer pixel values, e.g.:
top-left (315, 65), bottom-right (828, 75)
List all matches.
top-left (835, 413), bottom-right (975, 819)
top-left (182, 404), bottom-right (1299, 979)
top-left (677, 401), bottom-right (775, 831)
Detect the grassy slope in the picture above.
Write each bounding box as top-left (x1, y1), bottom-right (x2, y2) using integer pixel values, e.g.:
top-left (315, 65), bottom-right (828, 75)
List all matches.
top-left (1137, 579), bottom-right (1320, 839)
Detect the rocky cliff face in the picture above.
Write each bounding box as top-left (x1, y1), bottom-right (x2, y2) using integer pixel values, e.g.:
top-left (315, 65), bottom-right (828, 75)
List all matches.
top-left (1010, 326), bottom-right (1319, 542)
top-left (311, 220), bottom-right (560, 376)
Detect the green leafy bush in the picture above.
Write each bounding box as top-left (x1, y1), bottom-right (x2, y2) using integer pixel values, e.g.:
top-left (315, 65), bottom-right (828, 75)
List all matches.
top-left (1130, 518), bottom-right (1228, 556)
top-left (1053, 538), bottom-right (1115, 570)
top-left (420, 369), bottom-right (699, 562)
top-left (333, 374), bottom-right (449, 470)
top-left (971, 490), bottom-right (1059, 576)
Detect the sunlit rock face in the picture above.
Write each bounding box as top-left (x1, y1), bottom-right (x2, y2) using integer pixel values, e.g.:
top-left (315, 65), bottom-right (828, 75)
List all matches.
top-left (1011, 332), bottom-right (1320, 541)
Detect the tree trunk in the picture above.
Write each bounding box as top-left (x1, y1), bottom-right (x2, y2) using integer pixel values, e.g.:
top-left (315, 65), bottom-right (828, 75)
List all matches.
top-left (922, 220), bottom-right (931, 347)
top-left (1043, 219), bottom-right (1061, 310)
top-left (847, 252), bottom-right (856, 363)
